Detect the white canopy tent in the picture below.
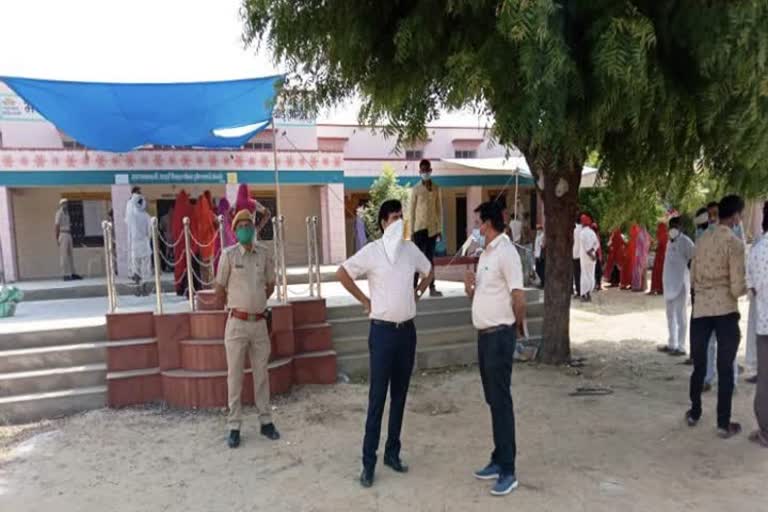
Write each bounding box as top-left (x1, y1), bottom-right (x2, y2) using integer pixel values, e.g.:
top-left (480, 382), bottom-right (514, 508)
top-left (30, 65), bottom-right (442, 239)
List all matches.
top-left (443, 157), bottom-right (599, 218)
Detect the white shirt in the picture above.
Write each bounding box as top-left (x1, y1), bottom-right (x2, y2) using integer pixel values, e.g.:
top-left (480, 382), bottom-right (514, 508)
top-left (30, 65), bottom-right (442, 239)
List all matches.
top-left (747, 234), bottom-right (768, 335)
top-left (472, 234), bottom-right (524, 330)
top-left (509, 219), bottom-right (523, 243)
top-left (534, 231), bottom-right (544, 259)
top-left (663, 233), bottom-right (695, 300)
top-left (572, 225), bottom-right (582, 259)
top-left (579, 227), bottom-right (599, 259)
top-left (342, 239), bottom-right (431, 323)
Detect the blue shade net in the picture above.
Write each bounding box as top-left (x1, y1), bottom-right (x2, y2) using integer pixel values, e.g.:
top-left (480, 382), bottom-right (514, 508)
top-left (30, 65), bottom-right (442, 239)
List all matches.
top-left (0, 75), bottom-right (283, 152)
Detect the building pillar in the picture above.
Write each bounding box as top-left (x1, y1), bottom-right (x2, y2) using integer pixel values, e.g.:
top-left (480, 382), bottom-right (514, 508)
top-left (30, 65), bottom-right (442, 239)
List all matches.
top-left (0, 187), bottom-right (18, 282)
top-left (111, 184), bottom-right (132, 278)
top-left (319, 184), bottom-right (346, 264)
top-left (466, 186), bottom-right (483, 237)
top-left (226, 183), bottom-right (239, 208)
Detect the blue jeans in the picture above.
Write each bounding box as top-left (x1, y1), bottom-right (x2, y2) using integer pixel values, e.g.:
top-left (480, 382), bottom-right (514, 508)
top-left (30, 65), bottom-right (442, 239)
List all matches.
top-left (478, 325), bottom-right (517, 475)
top-left (362, 320), bottom-right (417, 469)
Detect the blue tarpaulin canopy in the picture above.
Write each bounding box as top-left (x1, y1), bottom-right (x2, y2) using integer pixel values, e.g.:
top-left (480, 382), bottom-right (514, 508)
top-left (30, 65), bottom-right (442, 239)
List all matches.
top-left (0, 75), bottom-right (283, 152)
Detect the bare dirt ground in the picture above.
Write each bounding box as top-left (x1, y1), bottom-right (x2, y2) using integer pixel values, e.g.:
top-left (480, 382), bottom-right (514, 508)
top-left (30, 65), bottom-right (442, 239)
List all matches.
top-left (1, 288), bottom-right (766, 512)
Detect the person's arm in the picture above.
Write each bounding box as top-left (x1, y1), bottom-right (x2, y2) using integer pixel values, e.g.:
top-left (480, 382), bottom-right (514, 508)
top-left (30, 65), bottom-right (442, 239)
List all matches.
top-left (512, 289), bottom-right (527, 336)
top-left (436, 187), bottom-right (444, 240)
top-left (414, 248), bottom-right (434, 300)
top-left (336, 245), bottom-right (372, 313)
top-left (54, 223), bottom-right (60, 244)
top-left (264, 248), bottom-right (276, 300)
top-left (214, 249), bottom-right (232, 306)
top-left (464, 269), bottom-right (476, 299)
top-left (747, 247), bottom-right (757, 296)
top-left (336, 266), bottom-right (371, 313)
top-left (254, 201), bottom-right (272, 233)
top-left (501, 245), bottom-right (526, 336)
top-left (729, 237), bottom-right (747, 299)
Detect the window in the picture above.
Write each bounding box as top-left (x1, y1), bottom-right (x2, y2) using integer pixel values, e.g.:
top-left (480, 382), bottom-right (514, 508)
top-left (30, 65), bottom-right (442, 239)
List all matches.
top-left (405, 149), bottom-right (423, 160)
top-left (62, 140), bottom-right (86, 150)
top-left (454, 149), bottom-right (477, 159)
top-left (66, 199), bottom-right (108, 247)
top-left (243, 142), bottom-right (274, 150)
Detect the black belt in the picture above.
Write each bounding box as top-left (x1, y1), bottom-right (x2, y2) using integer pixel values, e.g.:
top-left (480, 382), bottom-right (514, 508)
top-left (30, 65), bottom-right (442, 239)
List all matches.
top-left (478, 324), bottom-right (515, 336)
top-left (371, 319), bottom-right (414, 329)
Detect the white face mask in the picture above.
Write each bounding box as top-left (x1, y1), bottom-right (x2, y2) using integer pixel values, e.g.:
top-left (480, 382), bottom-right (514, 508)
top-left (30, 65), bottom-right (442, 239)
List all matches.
top-left (669, 228), bottom-right (680, 240)
top-left (420, 172), bottom-right (431, 182)
top-left (472, 228), bottom-right (485, 247)
top-left (382, 219), bottom-right (404, 263)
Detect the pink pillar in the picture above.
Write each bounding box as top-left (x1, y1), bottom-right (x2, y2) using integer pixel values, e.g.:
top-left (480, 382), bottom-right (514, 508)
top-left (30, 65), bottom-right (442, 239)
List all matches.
top-left (111, 184), bottom-right (132, 278)
top-left (466, 186), bottom-right (483, 236)
top-left (319, 184), bottom-right (346, 264)
top-left (0, 186), bottom-right (18, 282)
top-left (226, 183), bottom-right (239, 208)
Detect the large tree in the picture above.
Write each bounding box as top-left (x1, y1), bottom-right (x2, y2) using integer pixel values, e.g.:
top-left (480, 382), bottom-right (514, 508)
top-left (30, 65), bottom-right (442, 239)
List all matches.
top-left (244, 1), bottom-right (768, 363)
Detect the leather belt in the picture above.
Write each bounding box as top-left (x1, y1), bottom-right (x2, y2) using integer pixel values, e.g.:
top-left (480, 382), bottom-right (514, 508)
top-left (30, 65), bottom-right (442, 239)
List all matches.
top-left (371, 319), bottom-right (414, 329)
top-left (229, 309), bottom-right (266, 322)
top-left (478, 324), bottom-right (515, 336)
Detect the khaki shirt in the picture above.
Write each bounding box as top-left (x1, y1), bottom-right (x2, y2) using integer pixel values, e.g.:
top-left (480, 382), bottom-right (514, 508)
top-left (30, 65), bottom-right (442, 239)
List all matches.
top-left (691, 224), bottom-right (747, 318)
top-left (55, 207), bottom-right (71, 231)
top-left (215, 243), bottom-right (275, 313)
top-left (409, 181), bottom-right (443, 237)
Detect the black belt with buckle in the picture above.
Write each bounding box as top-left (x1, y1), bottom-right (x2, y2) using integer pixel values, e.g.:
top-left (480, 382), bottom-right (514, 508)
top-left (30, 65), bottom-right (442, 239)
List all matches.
top-left (371, 319), bottom-right (414, 329)
top-left (478, 324), bottom-right (515, 336)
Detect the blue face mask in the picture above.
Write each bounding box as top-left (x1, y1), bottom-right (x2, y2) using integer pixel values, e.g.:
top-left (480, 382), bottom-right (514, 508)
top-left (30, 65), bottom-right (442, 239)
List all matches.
top-left (732, 223), bottom-right (743, 238)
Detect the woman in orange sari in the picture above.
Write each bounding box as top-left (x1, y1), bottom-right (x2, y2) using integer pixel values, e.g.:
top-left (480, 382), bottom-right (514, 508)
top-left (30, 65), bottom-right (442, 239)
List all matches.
top-left (649, 222), bottom-right (668, 295)
top-left (604, 228), bottom-right (625, 287)
top-left (621, 224), bottom-right (639, 290)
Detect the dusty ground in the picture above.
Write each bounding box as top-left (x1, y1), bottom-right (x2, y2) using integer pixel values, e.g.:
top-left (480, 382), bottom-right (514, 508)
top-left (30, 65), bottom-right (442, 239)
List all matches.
top-left (1, 288), bottom-right (766, 512)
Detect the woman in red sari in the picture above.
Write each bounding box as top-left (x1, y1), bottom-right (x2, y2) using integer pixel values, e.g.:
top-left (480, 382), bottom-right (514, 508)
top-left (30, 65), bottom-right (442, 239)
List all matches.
top-left (195, 191), bottom-right (217, 285)
top-left (621, 224), bottom-right (639, 290)
top-left (649, 222), bottom-right (668, 295)
top-left (604, 228), bottom-right (625, 287)
top-left (171, 190), bottom-right (193, 296)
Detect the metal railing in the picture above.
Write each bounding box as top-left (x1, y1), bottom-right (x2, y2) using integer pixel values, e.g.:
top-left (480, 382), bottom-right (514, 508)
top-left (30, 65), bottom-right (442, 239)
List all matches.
top-left (151, 217), bottom-right (163, 314)
top-left (272, 215), bottom-right (288, 303)
top-left (306, 215), bottom-right (322, 297)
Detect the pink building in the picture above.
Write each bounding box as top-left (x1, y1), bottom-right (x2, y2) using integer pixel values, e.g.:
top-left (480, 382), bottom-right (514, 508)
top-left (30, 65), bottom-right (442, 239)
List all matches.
top-left (0, 80), bottom-right (554, 282)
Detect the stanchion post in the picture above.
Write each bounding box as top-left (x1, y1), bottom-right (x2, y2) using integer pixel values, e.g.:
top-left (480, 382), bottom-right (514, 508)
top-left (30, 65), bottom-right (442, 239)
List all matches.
top-left (217, 214), bottom-right (226, 252)
top-left (312, 216), bottom-right (321, 298)
top-left (306, 216), bottom-right (315, 297)
top-left (272, 216), bottom-right (283, 302)
top-left (101, 221), bottom-right (114, 313)
top-left (151, 217), bottom-right (163, 314)
top-left (279, 215), bottom-right (288, 304)
top-left (183, 217), bottom-right (195, 311)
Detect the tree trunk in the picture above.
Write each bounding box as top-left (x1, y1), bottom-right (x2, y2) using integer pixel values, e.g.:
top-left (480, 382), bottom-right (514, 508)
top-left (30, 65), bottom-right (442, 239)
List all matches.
top-left (537, 159), bottom-right (583, 364)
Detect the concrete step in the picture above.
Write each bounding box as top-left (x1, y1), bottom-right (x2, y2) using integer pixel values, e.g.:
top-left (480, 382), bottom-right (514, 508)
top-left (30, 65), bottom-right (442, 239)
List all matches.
top-left (0, 342), bottom-right (107, 373)
top-left (0, 363), bottom-right (107, 397)
top-left (333, 325), bottom-right (478, 357)
top-left (0, 386), bottom-right (107, 425)
top-left (0, 325), bottom-right (108, 351)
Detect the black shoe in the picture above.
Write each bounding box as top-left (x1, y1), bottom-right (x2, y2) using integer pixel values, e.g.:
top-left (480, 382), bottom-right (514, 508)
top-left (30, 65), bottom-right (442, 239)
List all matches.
top-left (63, 276), bottom-right (73, 282)
top-left (260, 423), bottom-right (280, 441)
top-left (383, 455), bottom-right (409, 473)
top-left (71, 274), bottom-right (83, 280)
top-left (360, 467), bottom-right (375, 488)
top-left (228, 429), bottom-right (241, 448)
top-left (685, 410), bottom-right (700, 427)
top-left (429, 288), bottom-right (443, 297)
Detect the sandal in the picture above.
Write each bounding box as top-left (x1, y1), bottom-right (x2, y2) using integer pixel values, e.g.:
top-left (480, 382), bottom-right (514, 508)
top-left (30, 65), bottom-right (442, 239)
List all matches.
top-left (717, 422), bottom-right (742, 439)
top-left (748, 430), bottom-right (768, 448)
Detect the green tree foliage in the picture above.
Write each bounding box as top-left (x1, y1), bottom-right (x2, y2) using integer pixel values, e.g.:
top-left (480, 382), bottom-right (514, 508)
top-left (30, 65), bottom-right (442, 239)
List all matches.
top-left (244, 0), bottom-right (768, 363)
top-left (362, 165), bottom-right (411, 239)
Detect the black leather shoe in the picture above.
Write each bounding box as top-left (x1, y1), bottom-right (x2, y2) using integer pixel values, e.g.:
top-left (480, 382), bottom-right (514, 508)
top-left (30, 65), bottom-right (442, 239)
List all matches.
top-left (383, 455), bottom-right (409, 473)
top-left (228, 429), bottom-right (241, 448)
top-left (261, 423), bottom-right (280, 441)
top-left (360, 467), bottom-right (375, 488)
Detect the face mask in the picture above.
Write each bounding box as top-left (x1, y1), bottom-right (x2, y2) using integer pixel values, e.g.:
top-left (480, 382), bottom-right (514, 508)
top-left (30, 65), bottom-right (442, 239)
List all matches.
top-left (235, 226), bottom-right (255, 245)
top-left (382, 219), bottom-right (404, 263)
top-left (669, 228), bottom-right (680, 240)
top-left (420, 172), bottom-right (431, 182)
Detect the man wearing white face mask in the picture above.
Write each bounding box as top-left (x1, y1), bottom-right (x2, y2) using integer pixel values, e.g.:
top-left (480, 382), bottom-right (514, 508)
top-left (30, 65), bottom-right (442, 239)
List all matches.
top-left (409, 159), bottom-right (443, 296)
top-left (658, 216), bottom-right (695, 356)
top-left (337, 199), bottom-right (435, 489)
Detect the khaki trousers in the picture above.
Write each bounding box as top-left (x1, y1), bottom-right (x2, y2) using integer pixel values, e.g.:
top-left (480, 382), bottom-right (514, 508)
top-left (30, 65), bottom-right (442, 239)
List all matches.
top-left (225, 316), bottom-right (271, 430)
top-left (58, 232), bottom-right (75, 276)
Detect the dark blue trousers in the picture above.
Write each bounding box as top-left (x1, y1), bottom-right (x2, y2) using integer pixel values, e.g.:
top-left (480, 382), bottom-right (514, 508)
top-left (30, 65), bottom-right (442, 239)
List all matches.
top-left (362, 320), bottom-right (417, 469)
top-left (478, 325), bottom-right (517, 475)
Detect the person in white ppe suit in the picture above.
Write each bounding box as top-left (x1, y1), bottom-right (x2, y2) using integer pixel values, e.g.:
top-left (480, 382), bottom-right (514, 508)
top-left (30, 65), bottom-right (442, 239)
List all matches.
top-left (127, 194), bottom-right (153, 296)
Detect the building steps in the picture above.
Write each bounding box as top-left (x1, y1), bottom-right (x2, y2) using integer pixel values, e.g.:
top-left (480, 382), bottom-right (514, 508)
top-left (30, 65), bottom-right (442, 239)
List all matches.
top-left (0, 386), bottom-right (107, 425)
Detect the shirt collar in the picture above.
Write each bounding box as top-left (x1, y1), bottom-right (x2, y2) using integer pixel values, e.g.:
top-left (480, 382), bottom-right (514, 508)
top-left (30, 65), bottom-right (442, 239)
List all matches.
top-left (238, 244), bottom-right (255, 256)
top-left (487, 233), bottom-right (509, 251)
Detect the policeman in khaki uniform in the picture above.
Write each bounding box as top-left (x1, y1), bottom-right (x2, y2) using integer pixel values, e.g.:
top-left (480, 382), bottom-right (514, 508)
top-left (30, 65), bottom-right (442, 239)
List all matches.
top-left (215, 209), bottom-right (280, 448)
top-left (54, 198), bottom-right (82, 281)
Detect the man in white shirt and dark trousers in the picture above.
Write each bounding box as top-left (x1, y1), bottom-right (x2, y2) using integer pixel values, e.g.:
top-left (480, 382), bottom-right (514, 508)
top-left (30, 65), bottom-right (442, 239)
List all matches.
top-left (337, 199), bottom-right (435, 489)
top-left (464, 202), bottom-right (526, 497)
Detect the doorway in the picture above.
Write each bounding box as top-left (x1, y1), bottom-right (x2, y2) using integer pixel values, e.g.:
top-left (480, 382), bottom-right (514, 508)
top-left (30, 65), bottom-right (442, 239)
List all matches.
top-left (456, 196), bottom-right (467, 255)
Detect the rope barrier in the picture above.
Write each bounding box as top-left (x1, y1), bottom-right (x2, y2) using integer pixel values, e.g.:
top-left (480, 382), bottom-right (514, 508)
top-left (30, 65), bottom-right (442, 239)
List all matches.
top-left (157, 231), bottom-right (184, 248)
top-left (188, 230), bottom-right (219, 248)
